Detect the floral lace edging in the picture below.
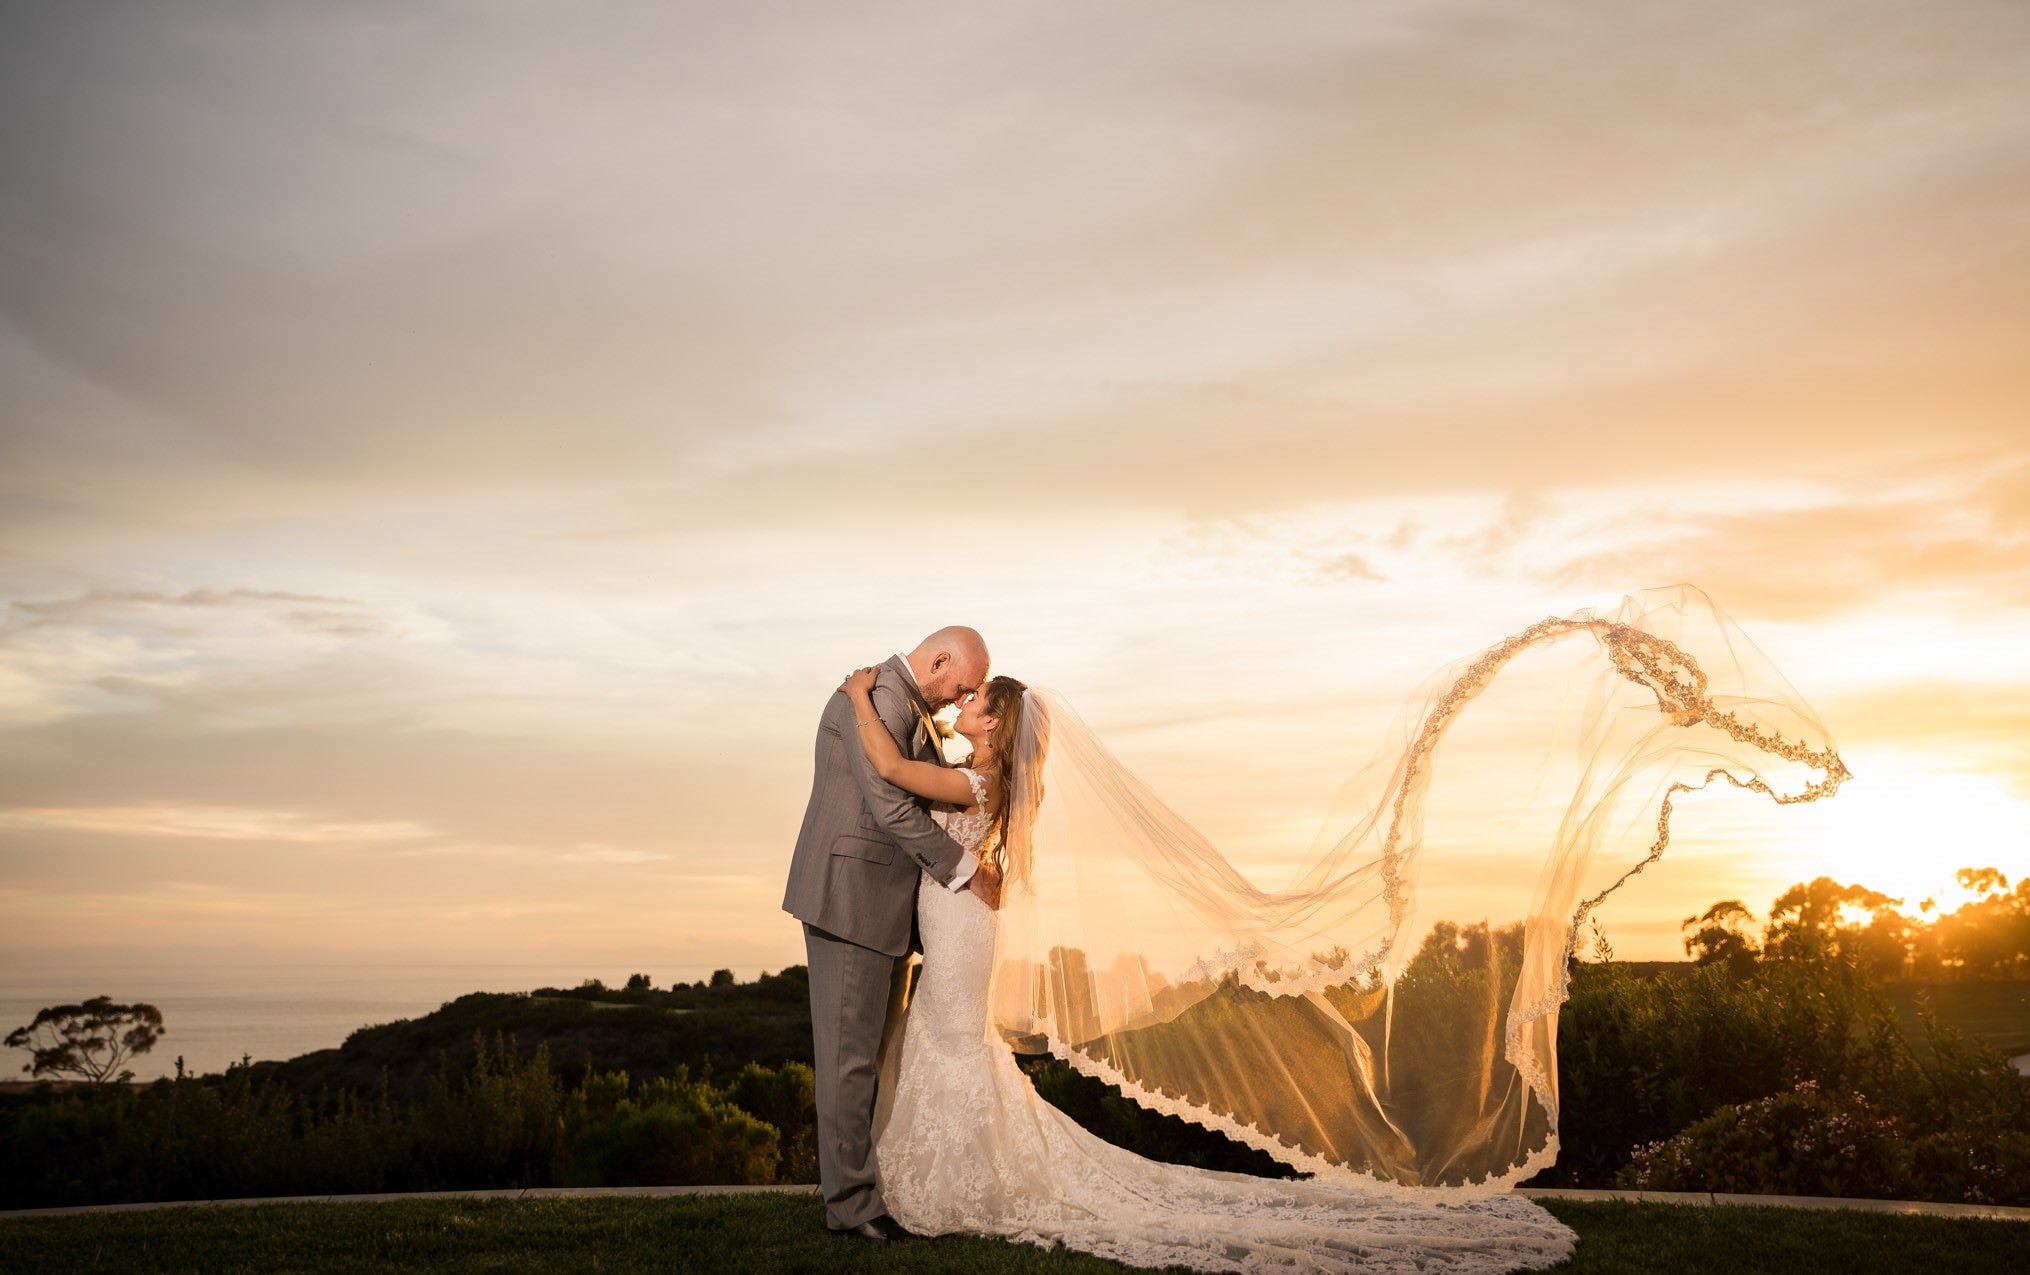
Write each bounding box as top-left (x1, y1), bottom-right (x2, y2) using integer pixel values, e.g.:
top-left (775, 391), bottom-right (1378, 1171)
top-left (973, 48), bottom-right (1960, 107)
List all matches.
top-left (1040, 1031), bottom-right (1562, 1203)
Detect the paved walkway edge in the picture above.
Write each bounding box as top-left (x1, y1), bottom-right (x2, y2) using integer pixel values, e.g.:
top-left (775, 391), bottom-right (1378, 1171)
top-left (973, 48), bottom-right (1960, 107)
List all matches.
top-left (1516, 1187), bottom-right (2030, 1222)
top-left (3, 1183), bottom-right (2026, 1223)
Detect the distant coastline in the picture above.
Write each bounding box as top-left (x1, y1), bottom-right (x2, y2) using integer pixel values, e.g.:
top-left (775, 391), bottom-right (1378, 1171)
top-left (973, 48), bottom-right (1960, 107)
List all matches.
top-left (0, 958), bottom-right (781, 1082)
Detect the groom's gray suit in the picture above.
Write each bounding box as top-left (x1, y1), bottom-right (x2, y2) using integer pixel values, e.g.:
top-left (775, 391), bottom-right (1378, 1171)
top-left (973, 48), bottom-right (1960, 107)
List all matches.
top-left (782, 654), bottom-right (971, 1230)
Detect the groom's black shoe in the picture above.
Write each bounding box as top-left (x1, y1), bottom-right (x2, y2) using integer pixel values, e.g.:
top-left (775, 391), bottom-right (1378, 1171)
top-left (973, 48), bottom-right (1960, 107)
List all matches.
top-left (828, 1215), bottom-right (916, 1244)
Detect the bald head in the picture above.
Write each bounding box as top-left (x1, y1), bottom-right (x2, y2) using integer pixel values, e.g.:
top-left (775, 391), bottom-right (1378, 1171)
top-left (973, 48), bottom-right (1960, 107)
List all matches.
top-left (907, 625), bottom-right (990, 711)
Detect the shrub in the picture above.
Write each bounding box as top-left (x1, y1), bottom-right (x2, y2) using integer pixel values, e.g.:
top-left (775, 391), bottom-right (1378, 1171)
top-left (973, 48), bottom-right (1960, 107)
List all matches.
top-left (1618, 1076), bottom-right (2030, 1206)
top-left (1565, 955), bottom-right (2030, 1204)
top-left (559, 1068), bottom-right (779, 1186)
top-left (1618, 1081), bottom-right (1909, 1198)
top-left (410, 1031), bottom-right (564, 1188)
top-left (1538, 946), bottom-right (1912, 1186)
top-left (726, 1061), bottom-right (817, 1183)
top-left (0, 1032), bottom-right (569, 1207)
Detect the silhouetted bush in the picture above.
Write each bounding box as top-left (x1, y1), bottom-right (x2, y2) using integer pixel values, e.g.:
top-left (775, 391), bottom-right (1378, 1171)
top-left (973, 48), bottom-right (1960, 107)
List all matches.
top-left (1621, 1075), bottom-right (2030, 1206)
top-left (1616, 994), bottom-right (2030, 1204)
top-left (725, 1061), bottom-right (818, 1183)
top-left (560, 1067), bottom-right (780, 1186)
top-left (1530, 941), bottom-right (2030, 1203)
top-left (1532, 942), bottom-right (1904, 1187)
top-left (1620, 1081), bottom-right (1911, 1198)
top-left (410, 1031), bottom-right (564, 1187)
top-left (0, 1031), bottom-right (819, 1208)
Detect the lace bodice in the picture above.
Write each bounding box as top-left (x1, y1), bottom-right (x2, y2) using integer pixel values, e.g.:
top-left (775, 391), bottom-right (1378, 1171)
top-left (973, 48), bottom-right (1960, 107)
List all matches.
top-left (929, 766), bottom-right (994, 857)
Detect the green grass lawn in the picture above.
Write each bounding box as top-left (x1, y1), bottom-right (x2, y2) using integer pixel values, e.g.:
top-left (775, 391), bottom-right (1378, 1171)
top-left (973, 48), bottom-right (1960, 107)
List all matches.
top-left (1, 1192), bottom-right (2024, 1275)
top-left (1881, 980), bottom-right (2030, 1057)
top-left (527, 997), bottom-right (690, 1013)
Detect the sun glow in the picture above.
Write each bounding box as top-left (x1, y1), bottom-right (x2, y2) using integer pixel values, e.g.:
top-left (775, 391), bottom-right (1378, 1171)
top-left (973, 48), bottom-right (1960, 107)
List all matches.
top-left (1767, 756), bottom-right (2030, 916)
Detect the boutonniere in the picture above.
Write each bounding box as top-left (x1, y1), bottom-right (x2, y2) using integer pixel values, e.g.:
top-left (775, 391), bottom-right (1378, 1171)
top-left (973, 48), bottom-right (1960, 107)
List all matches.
top-left (916, 711), bottom-right (954, 750)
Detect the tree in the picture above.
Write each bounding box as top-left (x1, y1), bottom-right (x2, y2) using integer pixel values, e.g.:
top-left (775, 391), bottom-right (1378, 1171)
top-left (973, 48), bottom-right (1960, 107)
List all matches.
top-left (1681, 900), bottom-right (1760, 977)
top-left (1928, 869), bottom-right (2030, 978)
top-left (1405, 919), bottom-right (1523, 976)
top-left (623, 973), bottom-right (652, 993)
top-left (1763, 876), bottom-right (1902, 964)
top-left (1959, 866), bottom-right (2010, 897)
top-left (709, 969), bottom-right (736, 989)
top-left (5, 996), bottom-right (164, 1084)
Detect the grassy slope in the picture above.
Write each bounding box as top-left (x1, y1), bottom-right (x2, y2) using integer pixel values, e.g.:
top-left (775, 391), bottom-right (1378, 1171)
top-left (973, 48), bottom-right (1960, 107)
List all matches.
top-left (1879, 980), bottom-right (2030, 1057)
top-left (1, 1194), bottom-right (2025, 1275)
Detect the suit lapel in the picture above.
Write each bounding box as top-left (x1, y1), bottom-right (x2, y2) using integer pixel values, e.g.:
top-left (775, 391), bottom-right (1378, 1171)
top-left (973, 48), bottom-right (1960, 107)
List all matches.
top-left (884, 655), bottom-right (944, 765)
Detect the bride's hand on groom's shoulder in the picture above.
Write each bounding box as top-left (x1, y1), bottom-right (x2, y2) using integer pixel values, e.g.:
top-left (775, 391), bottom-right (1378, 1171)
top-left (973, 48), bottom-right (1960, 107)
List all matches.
top-left (838, 666), bottom-right (880, 696)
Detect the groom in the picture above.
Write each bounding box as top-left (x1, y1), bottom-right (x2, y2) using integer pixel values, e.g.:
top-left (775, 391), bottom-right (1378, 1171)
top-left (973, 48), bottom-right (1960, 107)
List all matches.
top-left (781, 625), bottom-right (1004, 1242)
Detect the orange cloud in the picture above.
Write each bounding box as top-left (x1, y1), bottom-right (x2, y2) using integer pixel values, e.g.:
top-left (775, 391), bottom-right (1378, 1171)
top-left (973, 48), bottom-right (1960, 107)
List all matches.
top-left (1548, 476), bottom-right (2030, 620)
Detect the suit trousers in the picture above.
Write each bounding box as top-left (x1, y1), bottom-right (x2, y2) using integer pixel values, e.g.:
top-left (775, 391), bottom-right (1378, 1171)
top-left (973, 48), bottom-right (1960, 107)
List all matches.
top-left (802, 920), bottom-right (913, 1229)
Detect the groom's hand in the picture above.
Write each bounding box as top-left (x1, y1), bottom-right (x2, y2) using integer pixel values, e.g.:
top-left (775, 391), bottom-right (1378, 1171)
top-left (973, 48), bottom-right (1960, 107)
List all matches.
top-left (968, 860), bottom-right (1004, 911)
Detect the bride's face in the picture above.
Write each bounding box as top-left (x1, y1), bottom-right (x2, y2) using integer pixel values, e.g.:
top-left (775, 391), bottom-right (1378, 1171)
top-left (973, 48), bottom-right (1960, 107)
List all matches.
top-left (953, 691), bottom-right (999, 743)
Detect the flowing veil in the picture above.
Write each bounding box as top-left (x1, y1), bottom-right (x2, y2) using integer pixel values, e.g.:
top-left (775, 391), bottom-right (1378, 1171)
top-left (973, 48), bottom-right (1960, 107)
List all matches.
top-left (988, 584), bottom-right (1849, 1196)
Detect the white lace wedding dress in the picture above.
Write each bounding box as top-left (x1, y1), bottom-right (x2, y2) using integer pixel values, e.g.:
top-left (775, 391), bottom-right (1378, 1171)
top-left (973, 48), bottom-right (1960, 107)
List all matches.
top-left (871, 768), bottom-right (1578, 1274)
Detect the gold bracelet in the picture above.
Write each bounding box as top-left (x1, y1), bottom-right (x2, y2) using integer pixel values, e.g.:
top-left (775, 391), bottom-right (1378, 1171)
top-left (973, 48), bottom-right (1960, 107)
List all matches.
top-left (856, 717), bottom-right (881, 727)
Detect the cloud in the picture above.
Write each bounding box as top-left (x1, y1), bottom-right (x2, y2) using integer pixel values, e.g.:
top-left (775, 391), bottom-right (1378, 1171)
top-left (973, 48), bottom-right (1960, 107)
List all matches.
top-left (0, 690), bottom-right (804, 873)
top-left (1439, 494), bottom-right (1555, 577)
top-left (556, 845), bottom-right (669, 865)
top-left (1545, 478), bottom-right (2030, 620)
top-left (73, 655), bottom-right (441, 727)
top-left (0, 803), bottom-right (436, 844)
top-left (1317, 553), bottom-right (1386, 584)
top-left (6, 587), bottom-right (366, 633)
top-left (0, 0), bottom-right (2024, 543)
top-left (280, 609), bottom-right (384, 637)
top-left (655, 873), bottom-right (763, 887)
top-left (385, 842), bottom-right (519, 860)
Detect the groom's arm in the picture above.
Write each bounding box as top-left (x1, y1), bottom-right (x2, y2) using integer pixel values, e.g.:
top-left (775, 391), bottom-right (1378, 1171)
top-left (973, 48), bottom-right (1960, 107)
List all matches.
top-left (840, 680), bottom-right (978, 888)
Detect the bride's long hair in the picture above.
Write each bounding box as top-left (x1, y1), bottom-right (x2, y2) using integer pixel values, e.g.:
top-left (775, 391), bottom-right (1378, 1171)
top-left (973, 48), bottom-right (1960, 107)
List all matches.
top-left (968, 675), bottom-right (1031, 876)
top-left (1001, 682), bottom-right (1048, 894)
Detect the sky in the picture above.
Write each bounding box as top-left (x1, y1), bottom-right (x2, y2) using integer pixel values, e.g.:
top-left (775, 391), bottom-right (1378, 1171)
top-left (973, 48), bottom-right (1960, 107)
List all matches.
top-left (2, 1), bottom-right (2027, 975)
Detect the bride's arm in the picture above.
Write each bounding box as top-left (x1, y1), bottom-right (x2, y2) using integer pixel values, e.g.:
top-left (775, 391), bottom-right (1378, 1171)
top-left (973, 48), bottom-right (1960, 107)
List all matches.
top-left (840, 667), bottom-right (979, 807)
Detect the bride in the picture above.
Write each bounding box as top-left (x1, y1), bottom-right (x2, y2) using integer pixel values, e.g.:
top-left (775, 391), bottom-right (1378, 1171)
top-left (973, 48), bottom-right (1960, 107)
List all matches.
top-left (837, 586), bottom-right (1846, 1274)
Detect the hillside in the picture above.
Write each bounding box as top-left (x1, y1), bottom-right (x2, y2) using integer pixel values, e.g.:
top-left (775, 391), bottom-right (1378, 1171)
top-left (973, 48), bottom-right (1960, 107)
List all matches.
top-left (246, 967), bottom-right (812, 1102)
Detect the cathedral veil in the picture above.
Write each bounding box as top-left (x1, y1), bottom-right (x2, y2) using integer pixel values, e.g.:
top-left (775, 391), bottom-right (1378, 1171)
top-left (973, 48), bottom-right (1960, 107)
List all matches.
top-left (988, 584), bottom-right (1849, 1197)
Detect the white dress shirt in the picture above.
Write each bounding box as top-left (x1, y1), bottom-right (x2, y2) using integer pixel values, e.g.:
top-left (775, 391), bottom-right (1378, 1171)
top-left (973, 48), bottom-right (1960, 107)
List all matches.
top-left (893, 654), bottom-right (981, 892)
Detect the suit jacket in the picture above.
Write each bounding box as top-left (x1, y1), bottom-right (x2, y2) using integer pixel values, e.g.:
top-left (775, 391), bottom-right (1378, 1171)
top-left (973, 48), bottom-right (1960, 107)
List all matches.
top-left (781, 654), bottom-right (967, 956)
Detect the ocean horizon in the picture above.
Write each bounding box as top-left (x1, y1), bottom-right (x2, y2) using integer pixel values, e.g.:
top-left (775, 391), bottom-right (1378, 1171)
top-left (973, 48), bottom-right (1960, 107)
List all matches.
top-left (0, 955), bottom-right (790, 1082)
top-left (10, 954), bottom-right (2026, 1084)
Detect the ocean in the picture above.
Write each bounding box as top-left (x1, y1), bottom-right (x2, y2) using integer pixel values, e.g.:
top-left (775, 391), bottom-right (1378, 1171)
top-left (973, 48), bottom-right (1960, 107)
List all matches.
top-left (0, 959), bottom-right (754, 1082)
